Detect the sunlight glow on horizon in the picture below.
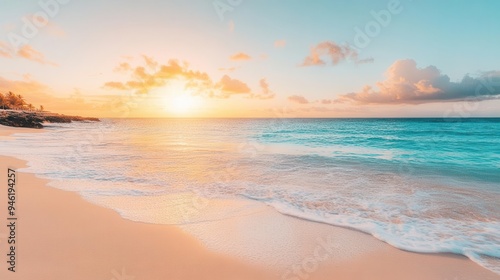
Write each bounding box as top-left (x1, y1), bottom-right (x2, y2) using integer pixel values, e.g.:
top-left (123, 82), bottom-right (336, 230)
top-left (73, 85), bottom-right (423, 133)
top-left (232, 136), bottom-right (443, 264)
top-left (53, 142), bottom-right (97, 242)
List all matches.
top-left (1, 1), bottom-right (499, 118)
top-left (166, 94), bottom-right (202, 115)
top-left (161, 82), bottom-right (203, 116)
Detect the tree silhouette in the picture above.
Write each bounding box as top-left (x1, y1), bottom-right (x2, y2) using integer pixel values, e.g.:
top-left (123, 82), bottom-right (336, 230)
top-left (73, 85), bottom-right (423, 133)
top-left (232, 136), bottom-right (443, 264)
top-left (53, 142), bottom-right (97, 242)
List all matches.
top-left (0, 91), bottom-right (39, 111)
top-left (16, 94), bottom-right (26, 110)
top-left (7, 92), bottom-right (17, 109)
top-left (0, 93), bottom-right (6, 109)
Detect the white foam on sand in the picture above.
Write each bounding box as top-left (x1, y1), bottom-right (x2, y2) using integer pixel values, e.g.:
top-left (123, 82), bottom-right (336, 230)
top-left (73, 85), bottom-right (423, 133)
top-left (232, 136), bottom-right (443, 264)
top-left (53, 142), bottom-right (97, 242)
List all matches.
top-left (84, 192), bottom-right (384, 271)
top-left (173, 197), bottom-right (385, 271)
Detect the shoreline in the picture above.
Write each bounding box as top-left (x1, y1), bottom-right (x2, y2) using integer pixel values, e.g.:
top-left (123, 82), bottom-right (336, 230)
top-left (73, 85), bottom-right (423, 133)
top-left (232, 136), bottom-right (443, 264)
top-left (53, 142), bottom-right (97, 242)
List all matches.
top-left (0, 155), bottom-right (277, 280)
top-left (1, 125), bottom-right (499, 279)
top-left (0, 110), bottom-right (99, 129)
top-left (0, 125), bottom-right (43, 137)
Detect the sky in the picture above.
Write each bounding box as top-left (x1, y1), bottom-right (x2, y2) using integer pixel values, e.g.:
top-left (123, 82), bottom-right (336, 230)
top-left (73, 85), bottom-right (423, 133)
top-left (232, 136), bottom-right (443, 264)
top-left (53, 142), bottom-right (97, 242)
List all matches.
top-left (0, 0), bottom-right (499, 118)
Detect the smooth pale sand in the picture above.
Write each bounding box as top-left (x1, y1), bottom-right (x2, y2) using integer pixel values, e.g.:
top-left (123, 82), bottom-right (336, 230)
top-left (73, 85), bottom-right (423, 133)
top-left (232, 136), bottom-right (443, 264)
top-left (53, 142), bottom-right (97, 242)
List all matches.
top-left (0, 126), bottom-right (43, 137)
top-left (0, 125), bottom-right (499, 280)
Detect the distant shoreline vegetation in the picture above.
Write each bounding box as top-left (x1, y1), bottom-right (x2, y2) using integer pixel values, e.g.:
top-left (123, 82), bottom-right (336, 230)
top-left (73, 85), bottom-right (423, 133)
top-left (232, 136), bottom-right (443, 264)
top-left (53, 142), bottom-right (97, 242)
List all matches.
top-left (0, 91), bottom-right (99, 129)
top-left (0, 91), bottom-right (41, 111)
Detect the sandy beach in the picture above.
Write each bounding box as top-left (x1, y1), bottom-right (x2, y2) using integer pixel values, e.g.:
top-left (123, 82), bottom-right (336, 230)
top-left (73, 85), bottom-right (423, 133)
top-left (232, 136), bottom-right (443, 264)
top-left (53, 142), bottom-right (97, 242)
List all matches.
top-left (2, 0), bottom-right (499, 278)
top-left (0, 125), bottom-right (499, 280)
top-left (0, 126), bottom-right (43, 137)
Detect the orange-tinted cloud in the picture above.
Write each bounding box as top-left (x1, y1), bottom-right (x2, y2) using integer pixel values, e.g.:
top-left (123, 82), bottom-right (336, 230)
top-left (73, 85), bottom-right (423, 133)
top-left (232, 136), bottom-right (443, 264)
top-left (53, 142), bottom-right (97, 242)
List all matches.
top-left (104, 56), bottom-right (274, 100)
top-left (19, 14), bottom-right (66, 38)
top-left (338, 59), bottom-right (500, 104)
top-left (288, 95), bottom-right (309, 104)
top-left (230, 52), bottom-right (251, 61)
top-left (301, 41), bottom-right (372, 66)
top-left (44, 21), bottom-right (66, 37)
top-left (0, 75), bottom-right (47, 94)
top-left (274, 40), bottom-right (286, 48)
top-left (114, 62), bottom-right (132, 72)
top-left (0, 76), bottom-right (99, 114)
top-left (103, 81), bottom-right (127, 90)
top-left (251, 78), bottom-right (275, 100)
top-left (142, 55), bottom-right (158, 70)
top-left (0, 41), bottom-right (54, 65)
top-left (215, 75), bottom-right (251, 96)
top-left (0, 42), bottom-right (13, 58)
top-left (17, 45), bottom-right (47, 64)
top-left (104, 58), bottom-right (211, 94)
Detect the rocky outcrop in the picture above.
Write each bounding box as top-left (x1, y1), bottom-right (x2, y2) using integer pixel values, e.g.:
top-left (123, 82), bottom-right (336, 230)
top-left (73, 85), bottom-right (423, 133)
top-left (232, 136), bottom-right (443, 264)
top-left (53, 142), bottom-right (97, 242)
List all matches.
top-left (0, 110), bottom-right (100, 129)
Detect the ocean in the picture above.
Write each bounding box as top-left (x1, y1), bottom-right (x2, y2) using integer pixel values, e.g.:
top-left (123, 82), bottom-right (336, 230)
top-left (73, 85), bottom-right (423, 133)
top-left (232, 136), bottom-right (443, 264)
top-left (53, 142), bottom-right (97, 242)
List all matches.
top-left (1, 118), bottom-right (499, 273)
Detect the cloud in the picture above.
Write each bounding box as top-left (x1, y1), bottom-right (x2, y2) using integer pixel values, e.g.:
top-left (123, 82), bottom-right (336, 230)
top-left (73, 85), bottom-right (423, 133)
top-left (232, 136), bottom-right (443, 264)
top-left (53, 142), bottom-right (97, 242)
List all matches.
top-left (142, 55), bottom-right (158, 70)
top-left (104, 56), bottom-right (274, 100)
top-left (212, 75), bottom-right (276, 99)
top-left (301, 41), bottom-right (372, 66)
top-left (0, 42), bottom-right (13, 58)
top-left (230, 52), bottom-right (251, 61)
top-left (103, 81), bottom-right (127, 90)
top-left (17, 45), bottom-right (47, 64)
top-left (0, 75), bottom-right (47, 94)
top-left (259, 79), bottom-right (270, 95)
top-left (251, 78), bottom-right (275, 100)
top-left (338, 59), bottom-right (500, 104)
top-left (274, 40), bottom-right (286, 48)
top-left (0, 42), bottom-right (54, 65)
top-left (114, 62), bottom-right (132, 72)
top-left (288, 95), bottom-right (310, 104)
top-left (0, 76), bottom-right (98, 113)
top-left (321, 99), bottom-right (332, 104)
top-left (104, 58), bottom-right (211, 94)
top-left (14, 14), bottom-right (66, 38)
top-left (44, 21), bottom-right (66, 37)
top-left (215, 75), bottom-right (251, 96)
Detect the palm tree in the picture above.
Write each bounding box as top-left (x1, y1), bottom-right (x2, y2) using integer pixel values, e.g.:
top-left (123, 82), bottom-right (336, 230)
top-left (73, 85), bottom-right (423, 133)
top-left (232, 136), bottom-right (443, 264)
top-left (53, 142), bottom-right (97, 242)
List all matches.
top-left (0, 92), bottom-right (39, 111)
top-left (0, 93), bottom-right (6, 109)
top-left (16, 94), bottom-right (26, 110)
top-left (7, 92), bottom-right (16, 109)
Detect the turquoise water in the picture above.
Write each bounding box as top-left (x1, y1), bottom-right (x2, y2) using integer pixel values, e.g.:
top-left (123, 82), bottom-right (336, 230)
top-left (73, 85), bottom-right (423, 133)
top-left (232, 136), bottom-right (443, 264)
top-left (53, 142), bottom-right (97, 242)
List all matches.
top-left (1, 118), bottom-right (499, 273)
top-left (257, 118), bottom-right (500, 184)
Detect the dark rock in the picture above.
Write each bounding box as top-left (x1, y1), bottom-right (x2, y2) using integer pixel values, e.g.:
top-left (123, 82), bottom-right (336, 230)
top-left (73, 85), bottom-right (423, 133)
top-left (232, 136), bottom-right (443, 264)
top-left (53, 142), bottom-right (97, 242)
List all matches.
top-left (0, 110), bottom-right (100, 129)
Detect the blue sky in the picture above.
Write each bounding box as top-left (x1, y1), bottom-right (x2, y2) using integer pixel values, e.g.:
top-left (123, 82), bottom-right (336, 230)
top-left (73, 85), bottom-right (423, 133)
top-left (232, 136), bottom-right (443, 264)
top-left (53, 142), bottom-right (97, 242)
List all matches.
top-left (1, 0), bottom-right (499, 117)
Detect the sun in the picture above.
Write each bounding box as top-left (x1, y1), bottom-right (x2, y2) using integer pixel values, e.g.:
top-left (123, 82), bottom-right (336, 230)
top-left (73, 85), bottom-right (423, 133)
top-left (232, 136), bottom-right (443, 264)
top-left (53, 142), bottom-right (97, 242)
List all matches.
top-left (161, 81), bottom-right (203, 116)
top-left (166, 93), bottom-right (200, 115)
